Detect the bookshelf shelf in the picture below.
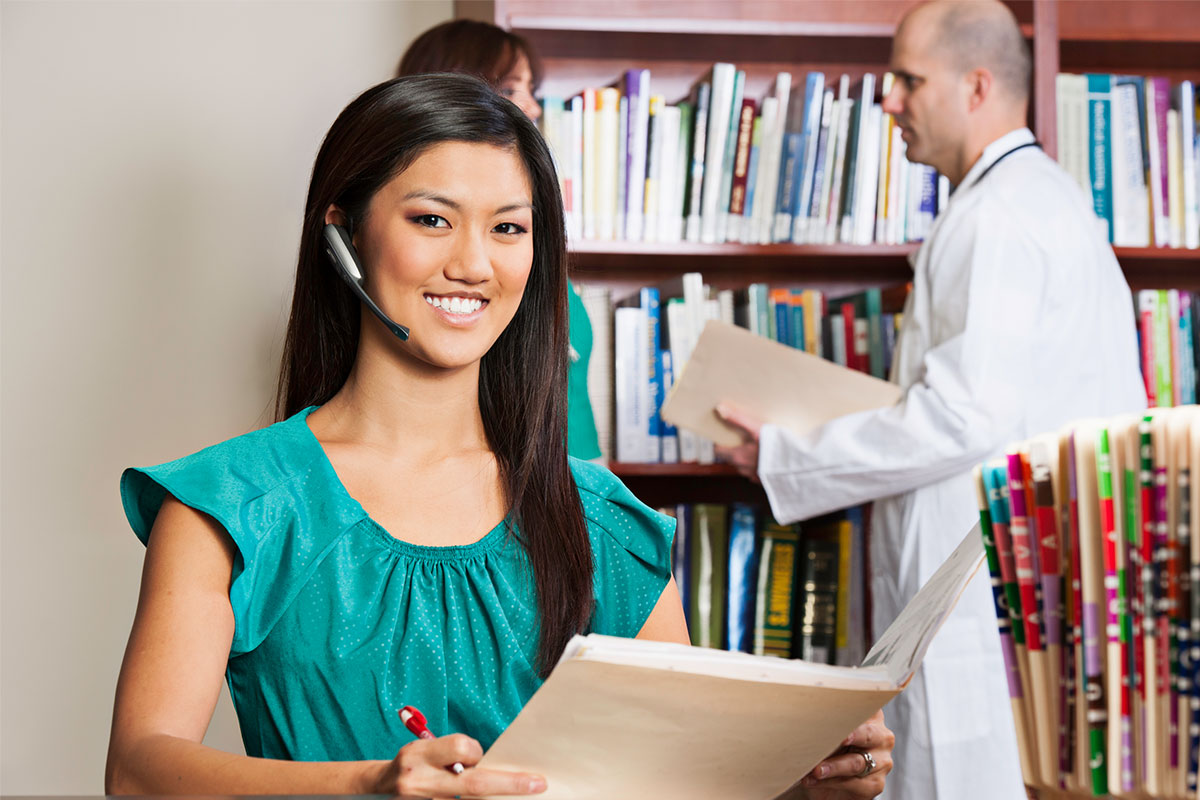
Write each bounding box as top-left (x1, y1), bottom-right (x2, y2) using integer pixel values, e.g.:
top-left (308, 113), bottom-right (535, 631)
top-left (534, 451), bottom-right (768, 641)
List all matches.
top-left (609, 462), bottom-right (742, 477)
top-left (508, 16), bottom-right (900, 39)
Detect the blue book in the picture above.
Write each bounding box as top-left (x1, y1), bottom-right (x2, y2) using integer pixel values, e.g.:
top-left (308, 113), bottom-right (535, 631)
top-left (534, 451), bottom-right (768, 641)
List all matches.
top-left (660, 350), bottom-right (679, 462)
top-left (725, 503), bottom-right (760, 652)
top-left (772, 294), bottom-right (792, 347)
top-left (743, 118), bottom-right (762, 229)
top-left (1086, 73), bottom-right (1114, 241)
top-left (789, 294), bottom-right (806, 351)
top-left (640, 287), bottom-right (662, 462)
top-left (672, 503), bottom-right (692, 630)
top-left (774, 130), bottom-right (803, 241)
top-left (792, 73), bottom-right (826, 241)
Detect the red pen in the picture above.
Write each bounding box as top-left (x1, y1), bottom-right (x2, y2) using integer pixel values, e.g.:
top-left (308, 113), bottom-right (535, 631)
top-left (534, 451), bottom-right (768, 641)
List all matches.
top-left (399, 705), bottom-right (465, 774)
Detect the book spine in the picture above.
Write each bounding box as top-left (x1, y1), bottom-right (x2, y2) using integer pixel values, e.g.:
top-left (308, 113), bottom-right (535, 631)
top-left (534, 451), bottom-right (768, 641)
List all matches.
top-left (726, 98), bottom-right (757, 243)
top-left (1139, 290), bottom-right (1159, 406)
top-left (640, 288), bottom-right (662, 462)
top-left (1150, 77), bottom-right (1172, 246)
top-left (790, 292), bottom-right (806, 352)
top-left (795, 529), bottom-right (839, 664)
top-left (837, 97), bottom-right (862, 244)
top-left (1156, 289), bottom-right (1174, 407)
top-left (684, 82), bottom-right (711, 243)
top-left (1087, 73), bottom-right (1115, 242)
top-left (689, 504), bottom-right (728, 649)
top-left (642, 95), bottom-right (665, 243)
top-left (1175, 81), bottom-right (1199, 248)
top-left (793, 72), bottom-right (827, 243)
top-left (625, 69), bottom-right (650, 242)
top-left (753, 520), bottom-right (799, 658)
top-left (673, 503), bottom-right (692, 629)
top-left (800, 89), bottom-right (835, 243)
top-left (700, 64), bottom-right (735, 244)
top-left (717, 70), bottom-right (746, 243)
top-left (660, 349), bottom-right (679, 463)
top-left (613, 306), bottom-right (648, 462)
top-left (725, 503), bottom-right (760, 653)
top-left (1111, 80), bottom-right (1151, 247)
top-left (615, 94), bottom-right (628, 242)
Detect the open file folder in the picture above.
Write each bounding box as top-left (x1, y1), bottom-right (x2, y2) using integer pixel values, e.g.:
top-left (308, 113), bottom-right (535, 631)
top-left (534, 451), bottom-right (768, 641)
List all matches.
top-left (660, 319), bottom-right (902, 447)
top-left (476, 524), bottom-right (987, 799)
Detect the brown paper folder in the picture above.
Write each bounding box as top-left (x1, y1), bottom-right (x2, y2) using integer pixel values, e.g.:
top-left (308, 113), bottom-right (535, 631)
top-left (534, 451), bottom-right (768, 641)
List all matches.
top-left (477, 525), bottom-right (987, 799)
top-left (660, 320), bottom-right (903, 447)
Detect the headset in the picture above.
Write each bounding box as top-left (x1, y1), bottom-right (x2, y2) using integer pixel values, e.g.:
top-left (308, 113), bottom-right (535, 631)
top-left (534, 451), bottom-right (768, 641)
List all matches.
top-left (322, 222), bottom-right (411, 341)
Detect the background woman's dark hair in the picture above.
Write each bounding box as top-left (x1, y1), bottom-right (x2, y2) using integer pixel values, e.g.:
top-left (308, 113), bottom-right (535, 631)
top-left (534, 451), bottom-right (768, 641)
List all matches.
top-left (276, 73), bottom-right (590, 676)
top-left (396, 19), bottom-right (543, 89)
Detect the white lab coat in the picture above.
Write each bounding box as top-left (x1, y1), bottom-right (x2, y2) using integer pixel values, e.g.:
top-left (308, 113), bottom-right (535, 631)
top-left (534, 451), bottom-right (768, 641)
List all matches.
top-left (758, 128), bottom-right (1147, 799)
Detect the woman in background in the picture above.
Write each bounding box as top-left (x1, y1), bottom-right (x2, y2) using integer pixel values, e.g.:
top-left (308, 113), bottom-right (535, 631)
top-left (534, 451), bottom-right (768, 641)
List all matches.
top-left (398, 19), bottom-right (603, 462)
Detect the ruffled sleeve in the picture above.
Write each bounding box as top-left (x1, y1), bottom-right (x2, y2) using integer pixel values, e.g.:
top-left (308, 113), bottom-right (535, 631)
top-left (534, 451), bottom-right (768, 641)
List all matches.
top-left (119, 418), bottom-right (363, 656)
top-left (570, 458), bottom-right (676, 638)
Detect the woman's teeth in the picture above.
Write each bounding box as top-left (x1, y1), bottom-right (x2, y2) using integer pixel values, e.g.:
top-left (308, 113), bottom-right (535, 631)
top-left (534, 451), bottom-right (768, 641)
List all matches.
top-left (425, 295), bottom-right (485, 315)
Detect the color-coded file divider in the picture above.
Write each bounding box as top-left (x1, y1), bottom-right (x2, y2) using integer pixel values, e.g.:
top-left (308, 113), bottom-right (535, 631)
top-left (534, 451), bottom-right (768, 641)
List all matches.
top-left (975, 406), bottom-right (1200, 800)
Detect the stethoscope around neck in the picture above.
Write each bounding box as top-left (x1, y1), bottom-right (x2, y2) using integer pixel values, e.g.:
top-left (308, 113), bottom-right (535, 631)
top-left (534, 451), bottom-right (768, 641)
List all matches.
top-left (958, 140), bottom-right (1042, 193)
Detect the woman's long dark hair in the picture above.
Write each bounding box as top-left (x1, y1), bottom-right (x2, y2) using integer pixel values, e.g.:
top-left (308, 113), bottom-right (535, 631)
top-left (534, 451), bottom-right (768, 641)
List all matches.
top-left (276, 74), bottom-right (591, 676)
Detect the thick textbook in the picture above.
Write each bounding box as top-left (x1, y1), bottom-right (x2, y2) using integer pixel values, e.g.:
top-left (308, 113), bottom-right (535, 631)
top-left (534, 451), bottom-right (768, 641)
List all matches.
top-left (660, 319), bottom-right (902, 448)
top-left (476, 525), bottom-right (987, 800)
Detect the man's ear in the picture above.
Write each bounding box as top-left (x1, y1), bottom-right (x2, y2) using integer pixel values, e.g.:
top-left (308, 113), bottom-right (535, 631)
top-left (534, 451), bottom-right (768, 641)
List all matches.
top-left (966, 67), bottom-right (993, 112)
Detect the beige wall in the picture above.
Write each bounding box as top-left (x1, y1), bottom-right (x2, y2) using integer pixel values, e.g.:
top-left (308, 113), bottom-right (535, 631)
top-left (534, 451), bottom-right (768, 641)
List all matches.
top-left (0, 1), bottom-right (453, 792)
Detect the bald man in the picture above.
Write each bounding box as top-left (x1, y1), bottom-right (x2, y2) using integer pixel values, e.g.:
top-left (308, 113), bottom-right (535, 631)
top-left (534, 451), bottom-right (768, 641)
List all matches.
top-left (717, 2), bottom-right (1147, 798)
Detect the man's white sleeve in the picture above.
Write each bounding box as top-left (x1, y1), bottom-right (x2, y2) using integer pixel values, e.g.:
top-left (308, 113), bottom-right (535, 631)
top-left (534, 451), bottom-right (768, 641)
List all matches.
top-left (758, 210), bottom-right (1042, 524)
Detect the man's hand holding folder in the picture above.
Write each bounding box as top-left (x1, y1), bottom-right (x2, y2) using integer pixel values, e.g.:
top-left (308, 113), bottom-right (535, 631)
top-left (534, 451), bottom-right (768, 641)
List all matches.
top-left (659, 320), bottom-right (903, 481)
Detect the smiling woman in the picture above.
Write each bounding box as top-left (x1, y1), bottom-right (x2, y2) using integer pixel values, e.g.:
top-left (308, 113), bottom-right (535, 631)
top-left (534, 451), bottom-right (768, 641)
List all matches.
top-left (105, 74), bottom-right (690, 799)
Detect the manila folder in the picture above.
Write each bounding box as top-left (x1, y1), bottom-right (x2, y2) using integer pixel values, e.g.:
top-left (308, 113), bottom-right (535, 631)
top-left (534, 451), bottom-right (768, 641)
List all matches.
top-left (476, 525), bottom-right (986, 799)
top-left (660, 319), bottom-right (902, 448)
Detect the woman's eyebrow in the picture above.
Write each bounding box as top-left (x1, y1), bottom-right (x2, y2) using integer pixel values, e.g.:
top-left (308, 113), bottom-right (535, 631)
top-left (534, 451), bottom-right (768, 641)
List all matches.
top-left (402, 190), bottom-right (531, 215)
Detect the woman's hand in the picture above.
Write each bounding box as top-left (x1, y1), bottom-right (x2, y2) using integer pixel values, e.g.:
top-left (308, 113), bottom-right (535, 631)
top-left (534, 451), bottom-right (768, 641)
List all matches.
top-left (798, 710), bottom-right (894, 799)
top-left (373, 733), bottom-right (547, 798)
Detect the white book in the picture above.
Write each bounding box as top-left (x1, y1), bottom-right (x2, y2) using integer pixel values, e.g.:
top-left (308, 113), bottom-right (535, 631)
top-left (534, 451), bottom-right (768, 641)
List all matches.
top-left (578, 284), bottom-right (613, 461)
top-left (1110, 82), bottom-right (1151, 247)
top-left (669, 103), bottom-right (691, 243)
top-left (1176, 81), bottom-right (1198, 248)
top-left (811, 89), bottom-right (842, 244)
top-left (700, 63), bottom-right (737, 244)
top-left (568, 96), bottom-right (584, 243)
top-left (840, 73), bottom-right (876, 244)
top-left (625, 70), bottom-right (651, 242)
top-left (717, 289), bottom-right (735, 325)
top-left (717, 71), bottom-right (746, 243)
top-left (596, 87), bottom-right (620, 241)
top-left (792, 73), bottom-right (828, 243)
top-left (656, 105), bottom-right (683, 244)
top-left (824, 97), bottom-right (854, 244)
top-left (745, 96), bottom-right (779, 244)
top-left (643, 96), bottom-right (667, 243)
top-left (885, 127), bottom-right (904, 244)
top-left (613, 306), bottom-right (649, 463)
top-left (756, 71), bottom-right (792, 245)
top-left (664, 299), bottom-right (696, 463)
top-left (1145, 80), bottom-right (1169, 247)
top-left (615, 95), bottom-right (628, 243)
top-left (1056, 73), bottom-right (1091, 195)
top-left (874, 78), bottom-right (894, 244)
top-left (1169, 109), bottom-right (1185, 248)
top-left (854, 103), bottom-right (884, 245)
top-left (582, 89), bottom-right (597, 240)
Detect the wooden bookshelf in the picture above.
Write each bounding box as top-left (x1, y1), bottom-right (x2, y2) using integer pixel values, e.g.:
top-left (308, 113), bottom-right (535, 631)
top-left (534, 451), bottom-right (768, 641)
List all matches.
top-left (457, 0), bottom-right (1200, 503)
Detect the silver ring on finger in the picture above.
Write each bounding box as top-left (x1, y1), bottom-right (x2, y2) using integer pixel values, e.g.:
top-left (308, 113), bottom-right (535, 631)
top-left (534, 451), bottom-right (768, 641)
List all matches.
top-left (855, 748), bottom-right (876, 778)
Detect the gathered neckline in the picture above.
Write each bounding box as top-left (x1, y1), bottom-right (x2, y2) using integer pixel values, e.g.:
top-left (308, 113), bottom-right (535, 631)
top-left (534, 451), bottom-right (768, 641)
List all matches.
top-left (293, 405), bottom-right (510, 560)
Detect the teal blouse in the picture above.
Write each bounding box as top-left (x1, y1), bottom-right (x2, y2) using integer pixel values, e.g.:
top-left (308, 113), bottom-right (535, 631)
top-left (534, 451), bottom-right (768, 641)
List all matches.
top-left (120, 406), bottom-right (673, 761)
top-left (566, 281), bottom-right (602, 460)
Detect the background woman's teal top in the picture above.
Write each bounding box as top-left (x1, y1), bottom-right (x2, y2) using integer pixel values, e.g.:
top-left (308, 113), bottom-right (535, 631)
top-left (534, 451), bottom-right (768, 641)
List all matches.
top-left (120, 406), bottom-right (672, 761)
top-left (566, 281), bottom-right (602, 460)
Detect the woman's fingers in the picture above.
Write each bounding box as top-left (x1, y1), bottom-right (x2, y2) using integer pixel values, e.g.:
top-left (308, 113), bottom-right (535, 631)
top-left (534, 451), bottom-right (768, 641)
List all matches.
top-left (386, 736), bottom-right (546, 798)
